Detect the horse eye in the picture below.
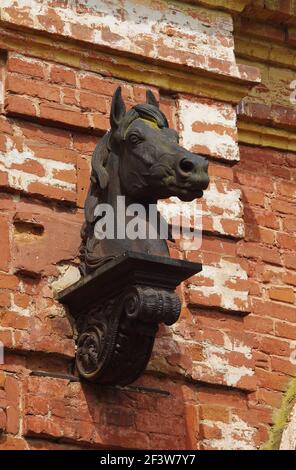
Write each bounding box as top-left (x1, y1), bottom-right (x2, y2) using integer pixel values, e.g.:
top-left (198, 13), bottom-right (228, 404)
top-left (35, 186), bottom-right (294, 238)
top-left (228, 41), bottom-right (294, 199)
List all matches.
top-left (128, 134), bottom-right (142, 145)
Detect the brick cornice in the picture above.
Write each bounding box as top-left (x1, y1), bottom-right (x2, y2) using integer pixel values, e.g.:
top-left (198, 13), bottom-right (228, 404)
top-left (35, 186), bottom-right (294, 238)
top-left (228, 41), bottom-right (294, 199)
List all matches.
top-left (238, 119), bottom-right (296, 152)
top-left (172, 0), bottom-right (253, 13)
top-left (0, 26), bottom-right (260, 105)
top-left (235, 36), bottom-right (296, 71)
top-left (242, 1), bottom-right (296, 25)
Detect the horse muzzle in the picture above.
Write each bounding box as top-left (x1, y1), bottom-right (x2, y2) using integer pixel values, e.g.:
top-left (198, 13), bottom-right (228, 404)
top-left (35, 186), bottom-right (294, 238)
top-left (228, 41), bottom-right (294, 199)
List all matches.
top-left (176, 154), bottom-right (209, 192)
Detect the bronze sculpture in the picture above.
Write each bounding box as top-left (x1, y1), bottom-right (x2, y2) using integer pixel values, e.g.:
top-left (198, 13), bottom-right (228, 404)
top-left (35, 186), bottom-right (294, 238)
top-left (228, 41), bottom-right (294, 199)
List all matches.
top-left (58, 87), bottom-right (209, 385)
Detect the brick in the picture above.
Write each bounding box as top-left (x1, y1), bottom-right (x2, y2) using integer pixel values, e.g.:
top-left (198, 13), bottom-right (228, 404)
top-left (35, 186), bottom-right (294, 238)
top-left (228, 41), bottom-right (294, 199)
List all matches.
top-left (0, 436), bottom-right (28, 450)
top-left (237, 242), bottom-right (282, 265)
top-left (276, 181), bottom-right (296, 199)
top-left (27, 182), bottom-right (76, 204)
top-left (24, 415), bottom-right (63, 439)
top-left (0, 408), bottom-right (6, 432)
top-left (0, 312), bottom-right (29, 330)
top-left (61, 87), bottom-right (78, 106)
top-left (0, 134), bottom-right (6, 152)
top-left (277, 233), bottom-right (296, 251)
top-left (77, 156), bottom-right (90, 208)
top-left (0, 330), bottom-right (14, 353)
top-left (0, 372), bottom-right (5, 389)
top-left (5, 95), bottom-right (37, 117)
top-left (104, 407), bottom-right (135, 427)
top-left (20, 121), bottom-right (71, 147)
top-left (241, 188), bottom-right (265, 206)
top-left (0, 215), bottom-right (10, 272)
top-left (79, 92), bottom-right (107, 113)
top-left (6, 405), bottom-right (19, 434)
top-left (283, 217), bottom-right (296, 233)
top-left (257, 389), bottom-right (282, 408)
top-left (0, 171), bottom-right (9, 187)
top-left (27, 145), bottom-right (78, 165)
top-left (270, 356), bottom-right (296, 376)
top-left (244, 315), bottom-right (274, 335)
top-left (269, 287), bottom-right (295, 304)
top-left (5, 376), bottom-right (20, 405)
top-left (199, 405), bottom-right (230, 423)
top-left (7, 75), bottom-right (60, 102)
top-left (244, 208), bottom-right (279, 229)
top-left (0, 116), bottom-right (13, 135)
top-left (256, 369), bottom-right (289, 392)
top-left (13, 293), bottom-right (31, 309)
top-left (283, 253), bottom-right (296, 270)
top-left (255, 335), bottom-right (291, 357)
top-left (252, 299), bottom-right (296, 323)
top-left (234, 170), bottom-right (274, 193)
top-left (0, 274), bottom-right (18, 290)
top-left (91, 114), bottom-right (110, 131)
top-left (52, 168), bottom-right (76, 185)
top-left (39, 103), bottom-right (89, 129)
top-left (50, 66), bottom-right (76, 86)
top-left (274, 321), bottom-right (296, 340)
top-left (282, 272), bottom-right (296, 287)
top-left (7, 56), bottom-right (45, 79)
top-left (24, 395), bottom-right (48, 416)
top-left (245, 225), bottom-right (275, 245)
top-left (11, 159), bottom-right (45, 177)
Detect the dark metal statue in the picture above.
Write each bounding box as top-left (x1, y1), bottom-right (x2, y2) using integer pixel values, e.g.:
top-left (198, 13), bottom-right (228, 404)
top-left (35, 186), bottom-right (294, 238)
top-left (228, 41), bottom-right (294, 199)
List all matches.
top-left (58, 87), bottom-right (209, 385)
top-left (80, 87), bottom-right (209, 275)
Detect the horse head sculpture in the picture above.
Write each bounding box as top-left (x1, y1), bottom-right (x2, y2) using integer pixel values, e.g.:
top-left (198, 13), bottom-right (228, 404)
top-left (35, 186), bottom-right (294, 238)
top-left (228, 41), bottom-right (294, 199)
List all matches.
top-left (80, 87), bottom-right (209, 275)
top-left (59, 87), bottom-right (209, 385)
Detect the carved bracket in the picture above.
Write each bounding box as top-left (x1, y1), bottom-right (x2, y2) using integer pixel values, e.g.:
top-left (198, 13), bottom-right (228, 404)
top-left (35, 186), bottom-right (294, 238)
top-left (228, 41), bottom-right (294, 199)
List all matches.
top-left (58, 252), bottom-right (201, 385)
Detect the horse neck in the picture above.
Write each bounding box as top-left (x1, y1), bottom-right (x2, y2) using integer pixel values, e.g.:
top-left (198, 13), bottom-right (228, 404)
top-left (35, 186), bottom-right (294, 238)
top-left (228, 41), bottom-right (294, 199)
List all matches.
top-left (101, 150), bottom-right (169, 258)
top-left (105, 151), bottom-right (148, 210)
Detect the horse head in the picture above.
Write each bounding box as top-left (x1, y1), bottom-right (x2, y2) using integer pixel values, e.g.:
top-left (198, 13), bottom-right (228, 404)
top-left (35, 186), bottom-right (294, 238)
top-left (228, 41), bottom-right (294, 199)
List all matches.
top-left (80, 87), bottom-right (209, 274)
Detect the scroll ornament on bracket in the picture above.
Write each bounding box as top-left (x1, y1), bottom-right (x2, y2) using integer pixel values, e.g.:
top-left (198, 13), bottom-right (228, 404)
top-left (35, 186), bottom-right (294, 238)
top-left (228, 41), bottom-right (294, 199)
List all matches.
top-left (58, 87), bottom-right (209, 385)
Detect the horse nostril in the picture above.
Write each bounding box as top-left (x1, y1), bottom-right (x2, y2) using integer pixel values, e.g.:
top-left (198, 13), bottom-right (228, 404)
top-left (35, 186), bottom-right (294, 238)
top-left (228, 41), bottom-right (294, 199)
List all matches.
top-left (179, 158), bottom-right (194, 174)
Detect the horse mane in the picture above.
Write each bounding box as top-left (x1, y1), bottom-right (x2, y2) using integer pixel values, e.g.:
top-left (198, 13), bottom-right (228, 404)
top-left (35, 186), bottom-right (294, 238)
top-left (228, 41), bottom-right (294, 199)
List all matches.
top-left (118, 104), bottom-right (169, 138)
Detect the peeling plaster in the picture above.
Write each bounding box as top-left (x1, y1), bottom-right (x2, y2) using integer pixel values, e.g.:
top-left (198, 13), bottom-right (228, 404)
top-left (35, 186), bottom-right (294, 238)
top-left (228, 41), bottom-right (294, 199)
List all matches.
top-left (203, 415), bottom-right (257, 450)
top-left (178, 98), bottom-right (239, 161)
top-left (50, 264), bottom-right (81, 294)
top-left (0, 142), bottom-right (75, 192)
top-left (0, 0), bottom-right (238, 73)
top-left (189, 259), bottom-right (249, 311)
top-left (195, 339), bottom-right (253, 387)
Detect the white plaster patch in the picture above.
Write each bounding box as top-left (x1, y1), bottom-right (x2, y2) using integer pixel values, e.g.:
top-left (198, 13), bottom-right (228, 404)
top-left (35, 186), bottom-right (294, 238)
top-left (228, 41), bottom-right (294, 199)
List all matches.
top-left (50, 264), bottom-right (81, 294)
top-left (193, 334), bottom-right (254, 387)
top-left (10, 293), bottom-right (31, 317)
top-left (0, 141), bottom-right (75, 192)
top-left (189, 258), bottom-right (249, 312)
top-left (0, 0), bottom-right (239, 75)
top-left (280, 403), bottom-right (296, 450)
top-left (158, 181), bottom-right (244, 239)
top-left (204, 181), bottom-right (242, 216)
top-left (157, 197), bottom-right (203, 249)
top-left (203, 181), bottom-right (244, 237)
top-left (178, 98), bottom-right (239, 161)
top-left (203, 415), bottom-right (257, 450)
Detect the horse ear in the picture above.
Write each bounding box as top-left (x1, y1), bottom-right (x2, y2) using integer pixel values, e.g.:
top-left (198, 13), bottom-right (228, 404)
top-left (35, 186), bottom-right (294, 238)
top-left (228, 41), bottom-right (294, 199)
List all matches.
top-left (110, 86), bottom-right (126, 130)
top-left (146, 90), bottom-right (159, 108)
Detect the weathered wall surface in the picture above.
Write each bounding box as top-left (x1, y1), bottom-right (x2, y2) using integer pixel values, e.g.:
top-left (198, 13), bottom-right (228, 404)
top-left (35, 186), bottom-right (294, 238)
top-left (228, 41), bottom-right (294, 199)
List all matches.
top-left (0, 0), bottom-right (295, 450)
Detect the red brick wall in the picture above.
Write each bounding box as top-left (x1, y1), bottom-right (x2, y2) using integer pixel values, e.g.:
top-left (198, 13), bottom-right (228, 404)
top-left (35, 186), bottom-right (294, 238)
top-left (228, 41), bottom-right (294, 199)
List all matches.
top-left (0, 0), bottom-right (296, 450)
